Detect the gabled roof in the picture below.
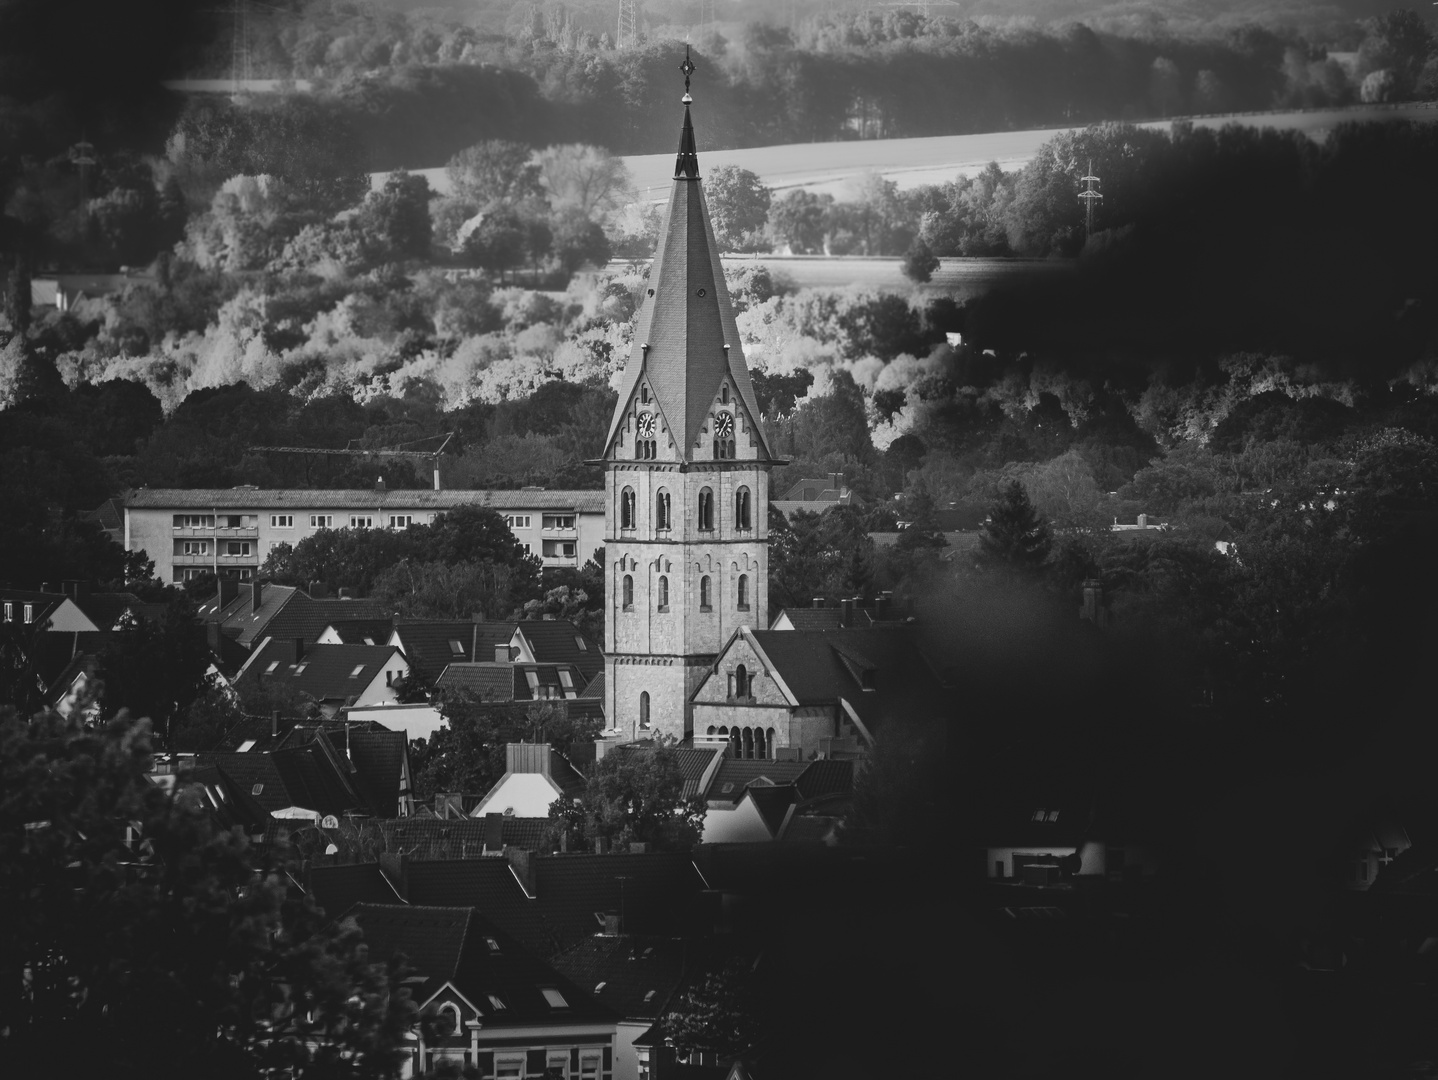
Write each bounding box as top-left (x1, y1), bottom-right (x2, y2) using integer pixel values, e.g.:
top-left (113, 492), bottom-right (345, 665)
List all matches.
top-left (745, 784), bottom-right (798, 837)
top-left (603, 98), bottom-right (770, 462)
top-left (72, 591), bottom-right (149, 630)
top-left (435, 662), bottom-right (522, 700)
top-left (31, 630), bottom-right (112, 689)
top-left (264, 598), bottom-right (394, 648)
top-left (173, 762), bottom-right (275, 836)
top-left (514, 619), bottom-right (604, 683)
top-left (234, 640), bottom-right (402, 705)
top-left (794, 759), bottom-right (853, 803)
top-left (344, 904), bottom-right (616, 1024)
top-left (197, 583), bottom-right (302, 647)
top-left (403, 859), bottom-right (556, 958)
top-left (348, 731), bottom-right (409, 818)
top-left (578, 670), bottom-right (604, 700)
top-left (199, 734), bottom-right (370, 818)
top-left (550, 935), bottom-right (688, 1022)
top-left (530, 853), bottom-right (709, 956)
top-left (323, 618), bottom-right (395, 646)
top-left (705, 759), bottom-right (809, 806)
top-left (0, 590), bottom-right (81, 629)
top-left (393, 620), bottom-right (518, 680)
top-left (305, 863), bottom-right (405, 917)
top-left (434, 662), bottom-right (586, 703)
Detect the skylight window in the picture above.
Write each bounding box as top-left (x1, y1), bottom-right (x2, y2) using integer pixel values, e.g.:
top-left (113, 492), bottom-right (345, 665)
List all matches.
top-left (484, 936), bottom-right (501, 953)
top-left (541, 988), bottom-right (568, 1008)
top-left (525, 670), bottom-right (541, 690)
top-left (486, 994), bottom-right (506, 1010)
top-left (575, 636), bottom-right (587, 652)
top-left (1032, 809), bottom-right (1046, 822)
top-left (594, 982), bottom-right (606, 994)
top-left (558, 670), bottom-right (574, 688)
top-left (293, 664), bottom-right (308, 675)
top-left (1047, 810), bottom-right (1060, 822)
top-left (237, 740), bottom-right (256, 753)
top-left (252, 784), bottom-right (264, 795)
top-left (348, 664), bottom-right (365, 678)
top-left (643, 990), bottom-right (656, 1003)
top-left (449, 640), bottom-right (465, 655)
top-left (264, 661), bottom-right (280, 675)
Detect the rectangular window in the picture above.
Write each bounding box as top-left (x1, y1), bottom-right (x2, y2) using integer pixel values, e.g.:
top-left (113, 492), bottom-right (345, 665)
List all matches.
top-left (349, 664), bottom-right (365, 679)
top-left (548, 1052), bottom-right (569, 1078)
top-left (182, 541), bottom-right (210, 556)
top-left (389, 515), bottom-right (413, 529)
top-left (349, 516), bottom-right (373, 529)
top-left (497, 1060), bottom-right (522, 1080)
top-left (2, 602), bottom-right (11, 621)
top-left (310, 515), bottom-right (334, 528)
top-left (173, 514), bottom-right (215, 529)
top-left (225, 541), bottom-right (251, 557)
top-left (543, 514), bottom-right (576, 530)
top-left (541, 987), bottom-right (568, 1008)
top-left (23, 603), bottom-right (33, 623)
top-left (504, 514), bottom-right (531, 529)
top-left (271, 515), bottom-right (293, 528)
top-left (579, 1055), bottom-right (599, 1080)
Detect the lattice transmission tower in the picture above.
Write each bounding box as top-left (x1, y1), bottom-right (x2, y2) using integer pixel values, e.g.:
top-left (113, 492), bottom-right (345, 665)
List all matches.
top-left (617, 0), bottom-right (640, 50)
top-left (1078, 160), bottom-right (1102, 242)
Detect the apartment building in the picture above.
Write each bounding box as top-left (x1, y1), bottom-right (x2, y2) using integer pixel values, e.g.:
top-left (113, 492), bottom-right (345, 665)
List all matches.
top-left (123, 488), bottom-right (605, 584)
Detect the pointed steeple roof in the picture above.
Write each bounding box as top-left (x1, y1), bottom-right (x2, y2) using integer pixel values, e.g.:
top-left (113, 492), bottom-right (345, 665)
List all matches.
top-left (604, 65), bottom-right (771, 463)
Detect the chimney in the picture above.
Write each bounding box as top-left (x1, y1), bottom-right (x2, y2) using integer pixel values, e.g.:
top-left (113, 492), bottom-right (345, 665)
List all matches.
top-left (506, 847), bottom-right (537, 897)
top-left (337, 587), bottom-right (354, 600)
top-left (811, 596), bottom-right (824, 609)
top-left (378, 852), bottom-right (410, 900)
top-left (271, 709), bottom-right (280, 738)
top-left (483, 812), bottom-right (505, 853)
top-left (1138, 513), bottom-right (1148, 527)
top-left (375, 475), bottom-right (386, 492)
top-left (507, 743), bottom-right (550, 775)
top-left (602, 912), bottom-right (622, 936)
top-left (307, 580), bottom-right (329, 599)
top-left (841, 598), bottom-right (854, 627)
top-left (875, 594), bottom-right (889, 620)
top-left (219, 575), bottom-right (239, 608)
top-left (495, 643), bottom-right (510, 663)
top-left (251, 579), bottom-right (263, 612)
top-left (593, 836), bottom-right (609, 854)
top-left (294, 637), bottom-right (305, 663)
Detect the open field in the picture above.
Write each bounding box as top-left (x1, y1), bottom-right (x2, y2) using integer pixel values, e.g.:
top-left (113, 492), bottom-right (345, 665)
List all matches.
top-left (373, 101), bottom-right (1438, 199)
top-left (607, 255), bottom-right (1075, 296)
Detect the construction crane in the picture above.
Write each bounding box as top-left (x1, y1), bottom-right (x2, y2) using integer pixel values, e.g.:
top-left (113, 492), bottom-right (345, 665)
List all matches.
top-left (248, 433), bottom-right (456, 491)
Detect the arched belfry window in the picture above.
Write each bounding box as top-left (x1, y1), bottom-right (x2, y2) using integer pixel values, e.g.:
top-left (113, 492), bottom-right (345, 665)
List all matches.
top-left (657, 575), bottom-right (669, 610)
top-left (737, 574), bottom-right (749, 610)
top-left (622, 574), bottom-right (634, 609)
top-left (721, 384), bottom-right (729, 404)
top-left (735, 663), bottom-right (748, 698)
top-left (621, 487), bottom-right (636, 530)
top-left (735, 487), bottom-right (751, 531)
top-left (639, 691), bottom-right (650, 730)
top-left (655, 489), bottom-right (671, 531)
top-left (641, 384), bottom-right (650, 404)
top-left (698, 488), bottom-right (714, 531)
top-left (700, 575), bottom-right (712, 610)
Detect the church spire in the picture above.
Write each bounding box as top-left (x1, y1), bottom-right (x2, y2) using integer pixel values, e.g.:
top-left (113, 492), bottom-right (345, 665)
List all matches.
top-left (675, 47), bottom-right (698, 179)
top-left (603, 50), bottom-right (771, 464)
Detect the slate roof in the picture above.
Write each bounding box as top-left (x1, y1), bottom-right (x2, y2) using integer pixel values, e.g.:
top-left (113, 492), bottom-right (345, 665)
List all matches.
top-left (435, 662), bottom-right (519, 700)
top-left (744, 626), bottom-right (947, 734)
top-left (393, 620), bottom-right (518, 680)
top-left (579, 670), bottom-right (604, 700)
top-left (235, 640), bottom-right (402, 705)
top-left (127, 488), bottom-right (605, 512)
top-left (73, 591), bottom-right (148, 630)
top-left (515, 620), bottom-right (604, 683)
top-left (608, 742), bottom-right (721, 800)
top-left (200, 734), bottom-right (369, 817)
top-left (603, 100), bottom-right (770, 462)
top-left (197, 583), bottom-right (302, 647)
top-left (530, 853), bottom-right (709, 956)
top-left (305, 863), bottom-right (404, 917)
top-left (324, 619), bottom-right (395, 645)
top-left (264, 599), bottom-right (394, 648)
top-left (550, 935), bottom-right (688, 1022)
top-left (403, 859), bottom-right (555, 958)
top-left (32, 631), bottom-right (112, 688)
top-left (344, 904), bottom-right (616, 1024)
top-left (348, 731), bottom-right (409, 819)
top-left (794, 759), bottom-right (853, 803)
top-left (706, 759), bottom-right (809, 807)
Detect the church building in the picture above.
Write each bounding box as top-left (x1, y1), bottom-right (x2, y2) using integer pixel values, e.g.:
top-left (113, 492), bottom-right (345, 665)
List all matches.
top-left (601, 57), bottom-right (776, 744)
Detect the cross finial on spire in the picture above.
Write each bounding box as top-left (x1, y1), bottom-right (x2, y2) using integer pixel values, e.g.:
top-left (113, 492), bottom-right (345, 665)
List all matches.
top-left (680, 44), bottom-right (695, 103)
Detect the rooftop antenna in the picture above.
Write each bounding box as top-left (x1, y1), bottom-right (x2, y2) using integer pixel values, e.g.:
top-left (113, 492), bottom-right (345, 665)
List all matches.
top-left (1078, 159), bottom-right (1102, 244)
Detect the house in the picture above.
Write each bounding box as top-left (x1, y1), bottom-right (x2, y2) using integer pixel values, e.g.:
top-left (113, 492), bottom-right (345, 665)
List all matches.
top-left (31, 269), bottom-right (155, 312)
top-left (982, 792), bottom-right (1156, 883)
top-left (768, 595), bottom-right (906, 631)
top-left (691, 626), bottom-right (947, 760)
top-left (436, 660), bottom-right (595, 713)
top-left (513, 620), bottom-right (605, 686)
top-left (346, 701), bottom-right (450, 743)
top-left (550, 934), bottom-right (689, 1080)
top-left (168, 760), bottom-right (275, 842)
top-left (302, 813), bottom-right (554, 864)
top-left (387, 619), bottom-right (520, 682)
top-left (341, 903), bottom-right (618, 1080)
top-left (233, 638), bottom-right (410, 717)
top-left (470, 743), bottom-right (588, 819)
top-left (199, 731), bottom-right (374, 821)
top-left (698, 758), bottom-right (853, 844)
top-left (122, 487), bottom-right (605, 584)
top-left (318, 617), bottom-right (396, 646)
top-left (771, 472), bottom-right (858, 520)
top-left (0, 588), bottom-right (101, 632)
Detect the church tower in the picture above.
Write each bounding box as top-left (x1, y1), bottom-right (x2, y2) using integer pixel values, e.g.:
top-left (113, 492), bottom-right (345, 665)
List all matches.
top-left (601, 52), bottom-right (775, 744)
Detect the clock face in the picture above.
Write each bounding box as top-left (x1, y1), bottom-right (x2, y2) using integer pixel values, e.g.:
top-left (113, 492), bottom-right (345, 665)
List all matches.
top-left (637, 413), bottom-right (656, 438)
top-left (715, 412), bottom-right (734, 439)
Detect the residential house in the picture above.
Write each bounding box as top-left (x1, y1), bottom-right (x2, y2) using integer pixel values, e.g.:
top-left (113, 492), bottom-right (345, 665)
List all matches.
top-left (471, 743), bottom-right (588, 819)
top-left (771, 473), bottom-right (857, 520)
top-left (767, 595), bottom-right (906, 632)
top-left (512, 620), bottom-right (605, 687)
top-left (341, 903), bottom-right (618, 1080)
top-left (318, 618), bottom-right (395, 646)
top-left (982, 793), bottom-right (1156, 884)
top-left (199, 731), bottom-right (375, 822)
top-left (387, 619), bottom-right (520, 682)
top-left (698, 758), bottom-right (853, 844)
top-left (122, 487), bottom-right (604, 584)
top-left (233, 638), bottom-right (410, 717)
top-left (691, 626), bottom-right (947, 760)
top-left (436, 661), bottom-right (596, 715)
top-left (0, 588), bottom-right (101, 631)
top-left (31, 269), bottom-right (155, 312)
top-left (550, 934), bottom-right (688, 1080)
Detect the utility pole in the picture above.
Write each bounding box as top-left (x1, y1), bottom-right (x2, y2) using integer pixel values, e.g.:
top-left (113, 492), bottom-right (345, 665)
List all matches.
top-left (69, 137), bottom-right (97, 212)
top-left (1078, 159), bottom-right (1102, 244)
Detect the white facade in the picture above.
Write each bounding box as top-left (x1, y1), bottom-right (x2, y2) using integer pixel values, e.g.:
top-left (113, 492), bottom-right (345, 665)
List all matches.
top-left (123, 489), bottom-right (604, 584)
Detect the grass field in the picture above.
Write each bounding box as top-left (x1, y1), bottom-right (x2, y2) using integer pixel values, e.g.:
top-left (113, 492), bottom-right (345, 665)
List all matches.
top-left (375, 101), bottom-right (1438, 199)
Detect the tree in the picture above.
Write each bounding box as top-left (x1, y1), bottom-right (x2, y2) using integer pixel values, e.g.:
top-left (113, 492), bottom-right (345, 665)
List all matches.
top-left (463, 207), bottom-right (528, 283)
top-left (0, 708), bottom-right (415, 1078)
top-left (703, 166), bottom-right (771, 252)
top-left (901, 237), bottom-right (939, 283)
top-left (663, 955), bottom-right (761, 1059)
top-left (547, 743), bottom-right (705, 853)
top-left (550, 210), bottom-right (612, 277)
top-left (358, 170), bottom-right (433, 261)
top-left (537, 144), bottom-right (633, 218)
top-left (446, 141), bottom-right (543, 208)
top-left (371, 559), bottom-right (523, 620)
top-left (978, 480), bottom-right (1052, 572)
top-left (768, 189), bottom-right (831, 254)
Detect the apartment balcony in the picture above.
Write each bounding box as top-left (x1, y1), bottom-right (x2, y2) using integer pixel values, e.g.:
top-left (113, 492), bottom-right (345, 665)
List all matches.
top-left (216, 526), bottom-right (259, 539)
top-left (172, 553), bottom-right (216, 566)
top-left (170, 526), bottom-right (258, 539)
top-left (541, 555), bottom-right (579, 568)
top-left (172, 552), bottom-right (259, 567)
top-left (541, 525), bottom-right (579, 537)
